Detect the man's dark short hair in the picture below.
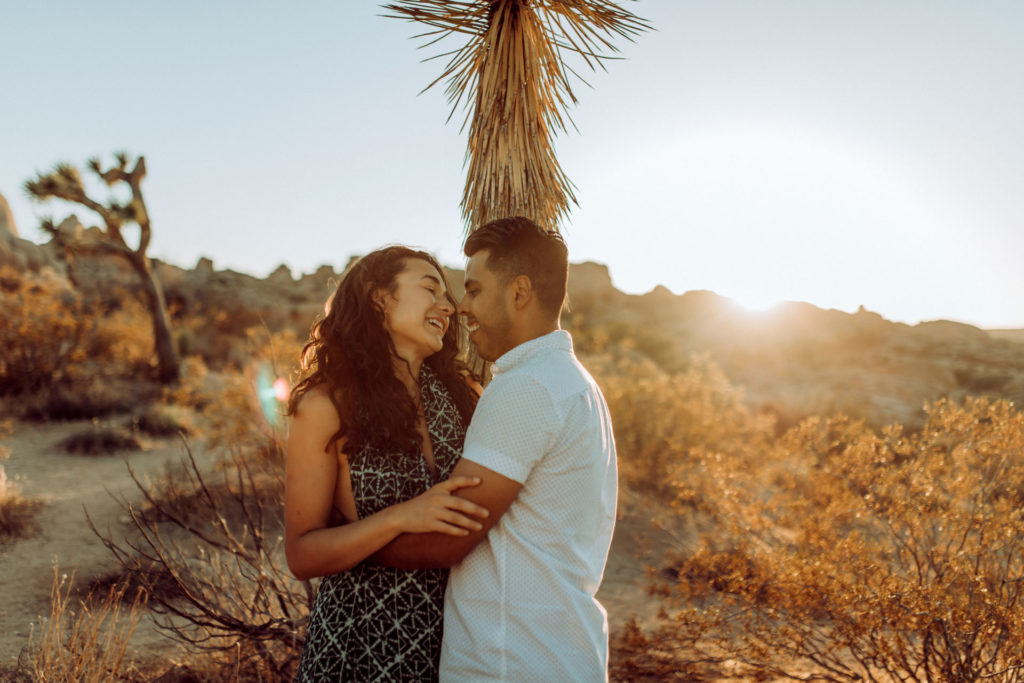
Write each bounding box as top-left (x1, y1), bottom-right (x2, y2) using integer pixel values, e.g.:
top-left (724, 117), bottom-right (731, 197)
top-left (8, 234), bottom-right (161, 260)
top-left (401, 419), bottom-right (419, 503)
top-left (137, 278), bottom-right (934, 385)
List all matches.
top-left (463, 216), bottom-right (569, 317)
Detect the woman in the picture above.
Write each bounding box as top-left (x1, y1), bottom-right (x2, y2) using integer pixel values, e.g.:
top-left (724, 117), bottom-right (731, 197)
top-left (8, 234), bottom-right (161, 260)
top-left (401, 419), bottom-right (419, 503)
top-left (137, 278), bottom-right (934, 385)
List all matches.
top-left (285, 246), bottom-right (486, 682)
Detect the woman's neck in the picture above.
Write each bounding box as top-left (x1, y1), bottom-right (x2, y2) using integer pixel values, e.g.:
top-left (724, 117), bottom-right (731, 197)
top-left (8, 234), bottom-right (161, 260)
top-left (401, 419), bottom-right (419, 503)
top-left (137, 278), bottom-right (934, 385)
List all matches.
top-left (392, 354), bottom-right (422, 399)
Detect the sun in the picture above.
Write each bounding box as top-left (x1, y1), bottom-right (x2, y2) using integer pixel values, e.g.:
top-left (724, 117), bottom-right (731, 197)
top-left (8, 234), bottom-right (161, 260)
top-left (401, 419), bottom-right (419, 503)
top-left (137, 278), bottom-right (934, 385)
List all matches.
top-left (727, 292), bottom-right (784, 316)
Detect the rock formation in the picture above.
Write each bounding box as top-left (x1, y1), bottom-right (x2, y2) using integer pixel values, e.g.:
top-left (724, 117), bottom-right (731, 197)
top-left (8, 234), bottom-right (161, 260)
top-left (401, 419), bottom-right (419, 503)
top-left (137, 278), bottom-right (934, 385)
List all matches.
top-left (2, 223), bottom-right (1020, 429)
top-left (0, 193), bottom-right (63, 273)
top-left (567, 276), bottom-right (1024, 430)
top-left (0, 193), bottom-right (17, 237)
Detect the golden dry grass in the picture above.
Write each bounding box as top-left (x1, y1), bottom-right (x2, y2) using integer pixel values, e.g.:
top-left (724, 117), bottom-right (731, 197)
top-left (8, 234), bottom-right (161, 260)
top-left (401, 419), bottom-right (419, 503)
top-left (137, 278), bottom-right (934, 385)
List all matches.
top-left (25, 567), bottom-right (146, 683)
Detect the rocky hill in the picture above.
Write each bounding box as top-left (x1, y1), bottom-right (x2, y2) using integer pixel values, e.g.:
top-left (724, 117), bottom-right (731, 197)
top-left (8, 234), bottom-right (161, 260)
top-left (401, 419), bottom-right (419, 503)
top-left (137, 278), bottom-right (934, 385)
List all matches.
top-left (565, 263), bottom-right (1024, 429)
top-left (3, 209), bottom-right (1022, 430)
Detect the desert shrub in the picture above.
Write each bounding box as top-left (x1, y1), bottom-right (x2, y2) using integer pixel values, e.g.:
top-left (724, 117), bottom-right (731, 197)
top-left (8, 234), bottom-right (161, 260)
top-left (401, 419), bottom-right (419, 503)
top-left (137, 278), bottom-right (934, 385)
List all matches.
top-left (91, 442), bottom-right (308, 678)
top-left (0, 491), bottom-right (41, 545)
top-left (22, 376), bottom-right (159, 422)
top-left (632, 397), bottom-right (1024, 681)
top-left (173, 305), bottom-right (271, 369)
top-left (163, 354), bottom-right (218, 412)
top-left (609, 618), bottom-right (709, 682)
top-left (22, 567), bottom-right (145, 683)
top-left (59, 425), bottom-right (142, 455)
top-left (81, 291), bottom-right (156, 371)
top-left (133, 404), bottom-right (191, 437)
top-left (0, 267), bottom-right (157, 417)
top-left (571, 315), bottom-right (683, 371)
top-left (163, 328), bottom-right (302, 456)
top-left (589, 353), bottom-right (774, 498)
top-left (89, 327), bottom-right (308, 676)
top-left (0, 423), bottom-right (42, 544)
top-left (0, 267), bottom-right (90, 395)
top-left (175, 326), bottom-right (197, 357)
top-left (954, 366), bottom-right (1010, 393)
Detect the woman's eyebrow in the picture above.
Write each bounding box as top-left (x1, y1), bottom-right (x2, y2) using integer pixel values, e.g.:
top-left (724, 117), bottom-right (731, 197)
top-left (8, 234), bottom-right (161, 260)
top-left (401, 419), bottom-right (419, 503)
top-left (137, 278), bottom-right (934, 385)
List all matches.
top-left (421, 274), bottom-right (445, 292)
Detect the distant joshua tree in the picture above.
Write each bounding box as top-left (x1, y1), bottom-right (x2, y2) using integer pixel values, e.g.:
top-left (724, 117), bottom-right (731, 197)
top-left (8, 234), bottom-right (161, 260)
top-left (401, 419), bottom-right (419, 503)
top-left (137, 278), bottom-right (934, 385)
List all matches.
top-left (25, 153), bottom-right (179, 384)
top-left (385, 0), bottom-right (648, 232)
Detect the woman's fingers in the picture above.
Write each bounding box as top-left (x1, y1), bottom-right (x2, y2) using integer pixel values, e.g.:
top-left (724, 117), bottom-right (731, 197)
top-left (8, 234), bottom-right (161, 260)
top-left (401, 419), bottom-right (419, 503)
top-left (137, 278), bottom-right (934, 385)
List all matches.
top-left (435, 477), bottom-right (489, 518)
top-left (435, 522), bottom-right (470, 536)
top-left (447, 496), bottom-right (489, 519)
top-left (438, 476), bottom-right (482, 492)
top-left (434, 511), bottom-right (483, 534)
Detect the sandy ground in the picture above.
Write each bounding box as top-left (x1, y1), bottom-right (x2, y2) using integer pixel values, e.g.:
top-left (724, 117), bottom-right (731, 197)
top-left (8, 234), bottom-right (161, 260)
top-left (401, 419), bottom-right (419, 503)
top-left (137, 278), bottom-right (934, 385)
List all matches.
top-left (0, 418), bottom-right (211, 670)
top-left (0, 417), bottom-right (669, 675)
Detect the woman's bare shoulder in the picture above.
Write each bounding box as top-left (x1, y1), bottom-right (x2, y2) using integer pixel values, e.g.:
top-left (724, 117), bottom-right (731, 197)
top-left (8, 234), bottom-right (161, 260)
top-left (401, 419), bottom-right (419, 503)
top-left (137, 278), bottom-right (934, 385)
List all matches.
top-left (291, 385), bottom-right (341, 429)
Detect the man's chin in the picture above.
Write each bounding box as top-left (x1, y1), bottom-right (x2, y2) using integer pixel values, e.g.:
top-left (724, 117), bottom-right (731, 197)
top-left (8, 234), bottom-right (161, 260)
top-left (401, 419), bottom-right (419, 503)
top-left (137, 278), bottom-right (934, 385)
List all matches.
top-left (471, 339), bottom-right (497, 362)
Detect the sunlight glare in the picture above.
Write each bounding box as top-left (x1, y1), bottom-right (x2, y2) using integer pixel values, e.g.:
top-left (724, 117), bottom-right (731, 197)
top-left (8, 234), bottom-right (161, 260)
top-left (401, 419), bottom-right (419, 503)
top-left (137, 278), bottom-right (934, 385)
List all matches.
top-left (574, 122), bottom-right (967, 325)
top-left (728, 293), bottom-right (783, 316)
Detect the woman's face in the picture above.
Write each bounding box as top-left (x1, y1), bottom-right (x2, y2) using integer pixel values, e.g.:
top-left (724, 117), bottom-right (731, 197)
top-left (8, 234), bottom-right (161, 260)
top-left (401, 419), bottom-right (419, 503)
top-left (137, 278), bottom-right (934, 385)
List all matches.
top-left (377, 258), bottom-right (455, 363)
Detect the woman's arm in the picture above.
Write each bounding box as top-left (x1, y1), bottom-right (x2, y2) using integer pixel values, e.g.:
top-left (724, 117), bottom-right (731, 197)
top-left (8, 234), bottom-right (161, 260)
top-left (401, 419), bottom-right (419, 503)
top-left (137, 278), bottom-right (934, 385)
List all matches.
top-left (284, 391), bottom-right (487, 580)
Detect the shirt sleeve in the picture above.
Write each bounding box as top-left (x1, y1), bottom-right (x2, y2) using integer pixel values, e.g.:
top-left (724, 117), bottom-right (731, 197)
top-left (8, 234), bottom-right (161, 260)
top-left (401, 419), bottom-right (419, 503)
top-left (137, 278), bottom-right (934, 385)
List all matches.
top-left (460, 372), bottom-right (557, 484)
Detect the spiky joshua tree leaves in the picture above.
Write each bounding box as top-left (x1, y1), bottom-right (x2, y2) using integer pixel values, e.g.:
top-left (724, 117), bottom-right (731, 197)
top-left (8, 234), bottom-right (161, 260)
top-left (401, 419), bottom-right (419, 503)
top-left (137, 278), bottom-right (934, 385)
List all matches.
top-left (385, 0), bottom-right (648, 232)
top-left (25, 153), bottom-right (179, 384)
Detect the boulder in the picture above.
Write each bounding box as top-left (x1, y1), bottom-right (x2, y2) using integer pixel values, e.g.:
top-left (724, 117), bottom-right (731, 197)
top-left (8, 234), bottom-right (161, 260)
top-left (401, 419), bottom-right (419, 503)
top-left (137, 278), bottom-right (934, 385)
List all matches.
top-left (0, 192), bottom-right (17, 238)
top-left (268, 263), bottom-right (294, 285)
top-left (0, 195), bottom-right (64, 274)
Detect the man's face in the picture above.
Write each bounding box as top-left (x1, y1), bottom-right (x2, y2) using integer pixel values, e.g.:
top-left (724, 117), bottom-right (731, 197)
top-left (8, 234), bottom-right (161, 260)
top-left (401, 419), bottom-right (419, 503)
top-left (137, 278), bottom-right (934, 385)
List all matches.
top-left (459, 249), bottom-right (515, 362)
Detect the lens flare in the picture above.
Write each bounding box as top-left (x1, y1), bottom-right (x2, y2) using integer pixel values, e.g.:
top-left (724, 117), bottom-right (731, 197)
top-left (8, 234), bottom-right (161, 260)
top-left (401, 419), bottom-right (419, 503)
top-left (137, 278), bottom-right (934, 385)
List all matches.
top-left (255, 365), bottom-right (288, 426)
top-left (273, 378), bottom-right (289, 402)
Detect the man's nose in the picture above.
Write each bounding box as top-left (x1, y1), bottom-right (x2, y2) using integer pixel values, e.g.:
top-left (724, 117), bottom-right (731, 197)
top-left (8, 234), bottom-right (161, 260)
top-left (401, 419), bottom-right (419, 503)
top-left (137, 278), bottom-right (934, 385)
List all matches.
top-left (456, 295), bottom-right (469, 316)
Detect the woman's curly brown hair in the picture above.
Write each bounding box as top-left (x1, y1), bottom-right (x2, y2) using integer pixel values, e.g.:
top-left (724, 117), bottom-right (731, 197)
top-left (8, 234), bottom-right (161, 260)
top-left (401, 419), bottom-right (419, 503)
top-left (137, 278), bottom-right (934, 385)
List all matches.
top-left (287, 246), bottom-right (478, 455)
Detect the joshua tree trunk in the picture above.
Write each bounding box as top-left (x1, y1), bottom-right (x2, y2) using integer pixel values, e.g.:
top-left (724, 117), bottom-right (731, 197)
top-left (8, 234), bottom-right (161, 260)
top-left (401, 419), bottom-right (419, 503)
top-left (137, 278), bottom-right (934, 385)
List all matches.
top-left (128, 253), bottom-right (178, 383)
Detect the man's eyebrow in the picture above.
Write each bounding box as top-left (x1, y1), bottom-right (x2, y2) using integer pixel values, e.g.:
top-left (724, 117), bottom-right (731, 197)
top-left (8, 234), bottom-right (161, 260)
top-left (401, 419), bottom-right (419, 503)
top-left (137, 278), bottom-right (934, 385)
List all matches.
top-left (463, 277), bottom-right (479, 288)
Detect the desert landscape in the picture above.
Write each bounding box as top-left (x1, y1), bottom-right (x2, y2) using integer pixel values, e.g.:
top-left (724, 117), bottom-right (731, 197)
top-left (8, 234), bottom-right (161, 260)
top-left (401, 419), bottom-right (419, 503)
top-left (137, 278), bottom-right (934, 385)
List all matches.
top-left (3, 193), bottom-right (1024, 681)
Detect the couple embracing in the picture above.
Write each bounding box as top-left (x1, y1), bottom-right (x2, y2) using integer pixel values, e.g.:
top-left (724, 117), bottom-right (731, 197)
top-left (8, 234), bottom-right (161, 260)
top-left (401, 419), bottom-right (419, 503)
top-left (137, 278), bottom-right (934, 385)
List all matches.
top-left (285, 216), bottom-right (618, 682)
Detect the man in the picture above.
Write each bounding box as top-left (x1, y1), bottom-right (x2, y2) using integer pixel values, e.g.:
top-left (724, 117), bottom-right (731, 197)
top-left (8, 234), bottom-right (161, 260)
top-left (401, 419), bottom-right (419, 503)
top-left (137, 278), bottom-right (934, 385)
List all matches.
top-left (373, 216), bottom-right (618, 681)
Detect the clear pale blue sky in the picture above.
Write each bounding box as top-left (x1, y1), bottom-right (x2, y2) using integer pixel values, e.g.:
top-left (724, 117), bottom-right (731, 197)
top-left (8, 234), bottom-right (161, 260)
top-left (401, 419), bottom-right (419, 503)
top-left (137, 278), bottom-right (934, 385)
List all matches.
top-left (2, 1), bottom-right (1022, 328)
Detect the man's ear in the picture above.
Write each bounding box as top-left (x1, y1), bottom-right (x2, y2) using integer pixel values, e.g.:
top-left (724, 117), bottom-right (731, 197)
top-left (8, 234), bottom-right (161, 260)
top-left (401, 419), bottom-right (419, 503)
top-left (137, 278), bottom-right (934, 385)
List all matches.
top-left (510, 275), bottom-right (532, 310)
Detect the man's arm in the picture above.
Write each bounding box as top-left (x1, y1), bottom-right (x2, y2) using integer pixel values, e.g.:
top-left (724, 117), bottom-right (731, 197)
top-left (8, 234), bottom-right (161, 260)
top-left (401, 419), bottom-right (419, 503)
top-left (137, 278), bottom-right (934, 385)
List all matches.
top-left (371, 457), bottom-right (522, 569)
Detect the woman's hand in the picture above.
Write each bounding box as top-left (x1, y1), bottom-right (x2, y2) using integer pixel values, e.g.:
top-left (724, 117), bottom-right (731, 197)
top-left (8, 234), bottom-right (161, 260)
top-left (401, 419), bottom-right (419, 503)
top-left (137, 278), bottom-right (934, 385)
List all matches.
top-left (391, 476), bottom-right (490, 536)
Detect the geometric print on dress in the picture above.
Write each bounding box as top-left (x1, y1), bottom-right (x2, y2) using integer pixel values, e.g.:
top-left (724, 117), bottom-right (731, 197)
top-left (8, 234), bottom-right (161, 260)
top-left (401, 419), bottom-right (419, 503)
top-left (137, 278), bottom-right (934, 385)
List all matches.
top-left (294, 366), bottom-right (467, 682)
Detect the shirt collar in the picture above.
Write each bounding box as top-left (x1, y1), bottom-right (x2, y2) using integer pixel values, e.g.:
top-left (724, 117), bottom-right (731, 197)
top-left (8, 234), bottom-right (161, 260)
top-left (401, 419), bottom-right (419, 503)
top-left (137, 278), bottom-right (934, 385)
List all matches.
top-left (491, 330), bottom-right (572, 377)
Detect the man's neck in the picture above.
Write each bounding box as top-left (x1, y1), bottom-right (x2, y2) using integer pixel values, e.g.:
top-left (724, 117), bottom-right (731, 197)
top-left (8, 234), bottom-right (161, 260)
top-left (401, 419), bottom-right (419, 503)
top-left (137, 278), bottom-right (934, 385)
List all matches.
top-left (510, 318), bottom-right (560, 349)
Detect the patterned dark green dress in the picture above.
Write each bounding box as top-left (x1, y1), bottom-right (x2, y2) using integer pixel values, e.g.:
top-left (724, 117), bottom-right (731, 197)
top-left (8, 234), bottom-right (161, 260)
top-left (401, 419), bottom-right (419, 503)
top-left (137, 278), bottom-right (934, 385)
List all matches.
top-left (294, 366), bottom-right (467, 682)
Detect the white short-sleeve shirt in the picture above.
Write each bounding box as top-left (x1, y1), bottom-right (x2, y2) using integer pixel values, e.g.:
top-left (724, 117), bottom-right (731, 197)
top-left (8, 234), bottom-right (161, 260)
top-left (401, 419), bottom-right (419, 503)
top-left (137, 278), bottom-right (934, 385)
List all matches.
top-left (439, 330), bottom-right (618, 682)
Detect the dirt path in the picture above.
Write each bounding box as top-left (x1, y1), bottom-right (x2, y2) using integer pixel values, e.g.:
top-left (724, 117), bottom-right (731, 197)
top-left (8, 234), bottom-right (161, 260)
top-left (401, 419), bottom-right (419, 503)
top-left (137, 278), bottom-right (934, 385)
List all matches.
top-left (598, 487), bottom-right (686, 633)
top-left (0, 418), bottom-right (213, 669)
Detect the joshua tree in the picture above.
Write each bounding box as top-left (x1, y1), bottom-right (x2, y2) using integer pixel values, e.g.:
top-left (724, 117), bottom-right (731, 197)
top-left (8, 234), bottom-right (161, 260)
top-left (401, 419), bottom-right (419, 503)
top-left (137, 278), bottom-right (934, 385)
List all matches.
top-left (386, 0), bottom-right (648, 232)
top-left (25, 153), bottom-right (179, 384)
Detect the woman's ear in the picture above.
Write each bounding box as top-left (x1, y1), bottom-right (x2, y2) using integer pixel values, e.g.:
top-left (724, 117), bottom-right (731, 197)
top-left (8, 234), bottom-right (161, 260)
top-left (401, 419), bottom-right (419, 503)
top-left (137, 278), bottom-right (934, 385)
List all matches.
top-left (370, 287), bottom-right (388, 314)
